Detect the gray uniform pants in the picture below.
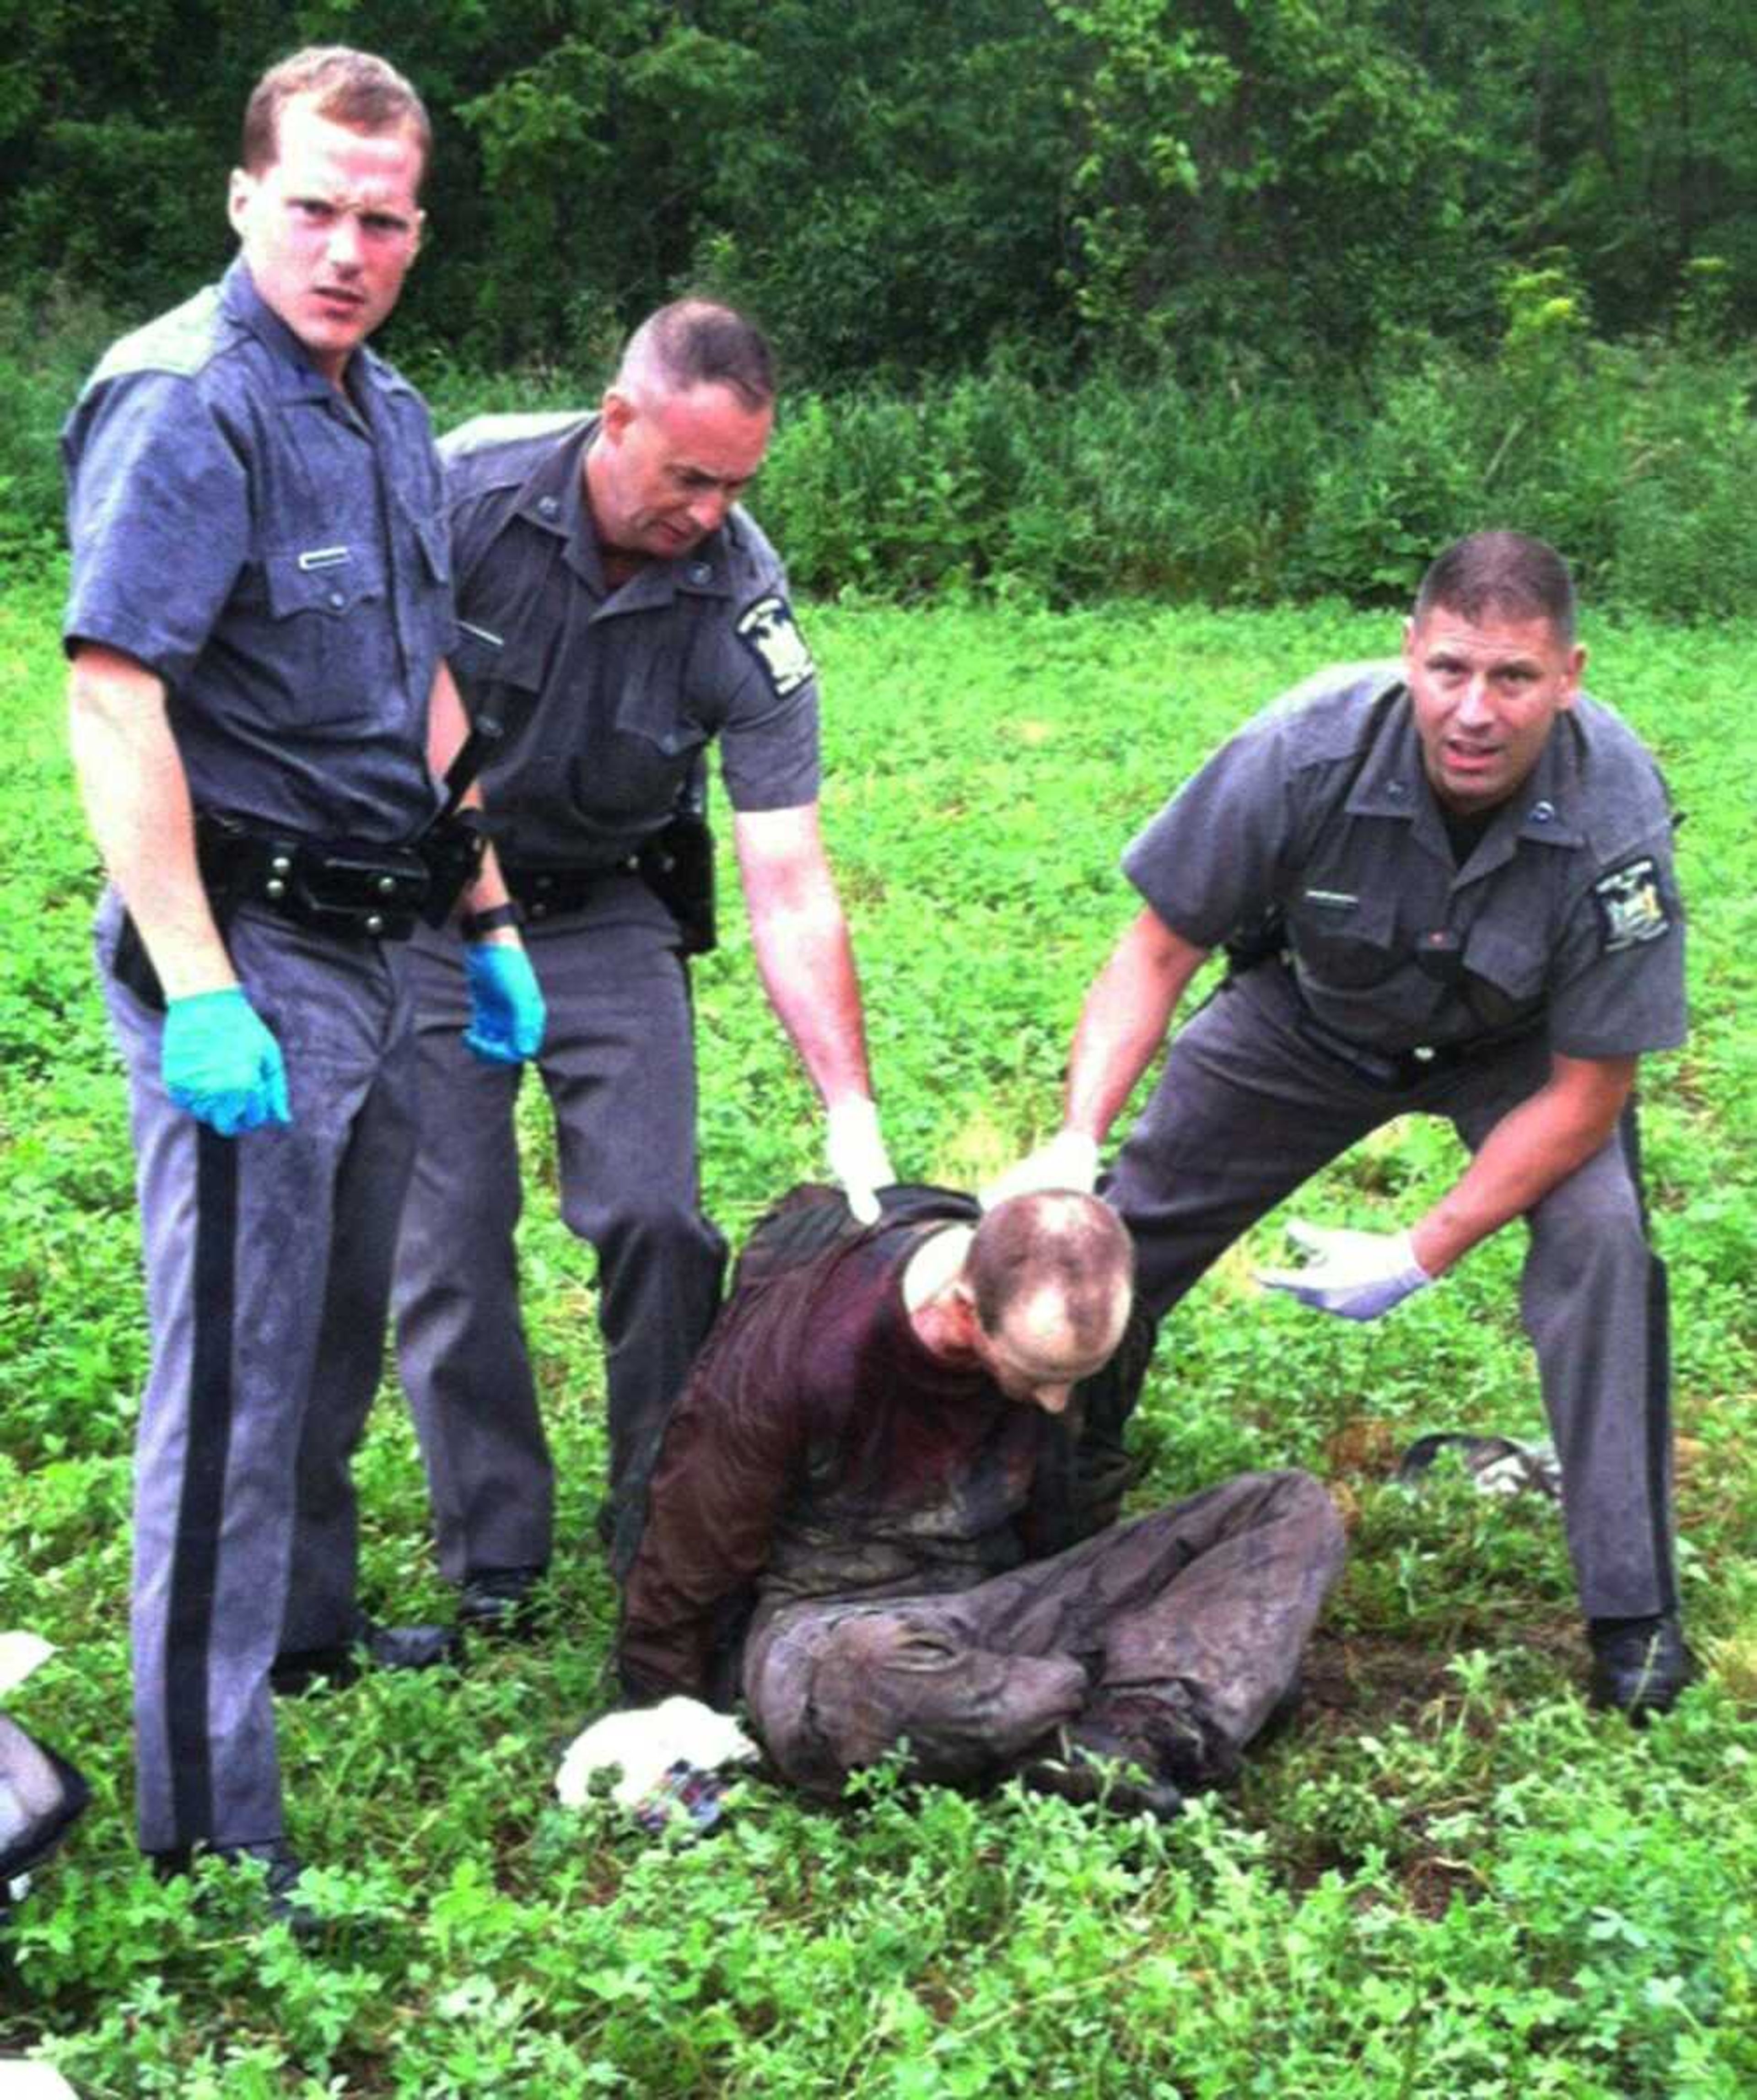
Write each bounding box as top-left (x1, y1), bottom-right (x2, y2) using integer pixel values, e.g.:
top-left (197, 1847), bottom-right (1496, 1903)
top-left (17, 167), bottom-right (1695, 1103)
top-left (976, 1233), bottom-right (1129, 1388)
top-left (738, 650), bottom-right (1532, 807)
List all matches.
top-left (98, 893), bottom-right (417, 1855)
top-left (393, 883), bottom-right (726, 1582)
top-left (744, 1470), bottom-right (1344, 1802)
top-left (1106, 962), bottom-right (1675, 1620)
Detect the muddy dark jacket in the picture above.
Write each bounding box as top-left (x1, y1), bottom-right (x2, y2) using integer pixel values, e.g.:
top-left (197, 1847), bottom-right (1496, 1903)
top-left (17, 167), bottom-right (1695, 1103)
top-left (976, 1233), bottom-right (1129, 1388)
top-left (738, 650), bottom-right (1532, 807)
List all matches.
top-left (617, 1184), bottom-right (1153, 1705)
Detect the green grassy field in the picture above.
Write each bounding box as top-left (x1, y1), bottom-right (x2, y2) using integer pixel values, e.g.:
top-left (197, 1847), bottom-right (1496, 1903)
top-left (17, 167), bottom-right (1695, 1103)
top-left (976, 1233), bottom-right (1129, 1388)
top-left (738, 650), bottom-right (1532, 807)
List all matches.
top-left (3, 566), bottom-right (1756, 2096)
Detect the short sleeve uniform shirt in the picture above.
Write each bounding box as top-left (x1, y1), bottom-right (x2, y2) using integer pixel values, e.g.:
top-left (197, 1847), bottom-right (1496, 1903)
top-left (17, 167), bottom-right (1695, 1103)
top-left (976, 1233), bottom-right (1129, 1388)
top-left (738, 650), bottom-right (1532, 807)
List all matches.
top-left (62, 257), bottom-right (453, 843)
top-left (1122, 666), bottom-right (1685, 1060)
top-left (438, 412), bottom-right (821, 867)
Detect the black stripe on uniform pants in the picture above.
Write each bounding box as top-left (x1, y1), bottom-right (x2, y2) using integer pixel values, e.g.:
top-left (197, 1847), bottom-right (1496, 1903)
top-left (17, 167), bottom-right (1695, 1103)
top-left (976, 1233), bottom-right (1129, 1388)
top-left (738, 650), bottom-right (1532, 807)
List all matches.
top-left (1619, 1100), bottom-right (1677, 1617)
top-left (166, 1123), bottom-right (241, 1843)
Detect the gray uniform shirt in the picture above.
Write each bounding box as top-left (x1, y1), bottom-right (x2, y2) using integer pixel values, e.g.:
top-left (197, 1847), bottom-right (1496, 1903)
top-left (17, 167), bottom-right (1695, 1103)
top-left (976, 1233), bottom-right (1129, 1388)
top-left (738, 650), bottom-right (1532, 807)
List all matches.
top-left (62, 257), bottom-right (453, 843)
top-left (1123, 664), bottom-right (1686, 1059)
top-left (440, 412), bottom-right (821, 867)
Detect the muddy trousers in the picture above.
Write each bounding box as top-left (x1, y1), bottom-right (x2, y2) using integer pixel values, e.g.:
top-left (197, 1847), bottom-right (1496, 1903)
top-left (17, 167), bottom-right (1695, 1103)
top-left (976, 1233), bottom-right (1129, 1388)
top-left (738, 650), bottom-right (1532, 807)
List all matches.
top-left (393, 888), bottom-right (726, 1582)
top-left (98, 894), bottom-right (418, 1854)
top-left (1106, 962), bottom-right (1676, 1620)
top-left (743, 1470), bottom-right (1345, 1804)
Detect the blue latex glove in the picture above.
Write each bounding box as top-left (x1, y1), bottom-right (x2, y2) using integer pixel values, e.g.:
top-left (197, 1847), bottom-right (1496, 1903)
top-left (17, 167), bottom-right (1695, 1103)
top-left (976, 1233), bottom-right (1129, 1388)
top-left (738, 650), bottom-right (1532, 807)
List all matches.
top-left (161, 987), bottom-right (291, 1136)
top-left (1254, 1220), bottom-right (1432, 1321)
top-left (464, 942), bottom-right (546, 1066)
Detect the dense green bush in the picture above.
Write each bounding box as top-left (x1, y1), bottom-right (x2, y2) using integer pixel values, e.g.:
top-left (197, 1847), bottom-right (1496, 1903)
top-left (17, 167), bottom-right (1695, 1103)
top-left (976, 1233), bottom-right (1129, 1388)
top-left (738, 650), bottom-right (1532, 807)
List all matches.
top-left (11, 287), bottom-right (1756, 621)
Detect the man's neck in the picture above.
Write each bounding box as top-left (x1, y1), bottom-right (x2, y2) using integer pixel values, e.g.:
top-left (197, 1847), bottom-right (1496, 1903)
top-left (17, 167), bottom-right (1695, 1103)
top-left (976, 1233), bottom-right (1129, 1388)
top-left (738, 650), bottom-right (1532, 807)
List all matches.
top-left (581, 435), bottom-right (652, 589)
top-left (901, 1225), bottom-right (976, 1364)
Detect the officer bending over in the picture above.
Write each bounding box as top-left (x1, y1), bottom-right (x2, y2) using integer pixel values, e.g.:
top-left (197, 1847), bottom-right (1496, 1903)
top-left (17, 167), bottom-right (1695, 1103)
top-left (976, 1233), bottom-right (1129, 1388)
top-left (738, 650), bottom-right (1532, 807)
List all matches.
top-left (392, 300), bottom-right (893, 1611)
top-left (992, 531), bottom-right (1692, 1720)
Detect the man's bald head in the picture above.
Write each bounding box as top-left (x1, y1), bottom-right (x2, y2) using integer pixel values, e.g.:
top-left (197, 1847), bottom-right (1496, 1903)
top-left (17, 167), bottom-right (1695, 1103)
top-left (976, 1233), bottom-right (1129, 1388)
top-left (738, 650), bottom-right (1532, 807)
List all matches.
top-left (965, 1192), bottom-right (1135, 1405)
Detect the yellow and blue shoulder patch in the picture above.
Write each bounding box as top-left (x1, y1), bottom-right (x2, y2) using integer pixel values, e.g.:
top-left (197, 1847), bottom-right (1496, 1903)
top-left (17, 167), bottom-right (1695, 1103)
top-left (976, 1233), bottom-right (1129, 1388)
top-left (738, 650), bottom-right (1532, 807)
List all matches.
top-left (736, 594), bottom-right (816, 699)
top-left (1593, 858), bottom-right (1671, 952)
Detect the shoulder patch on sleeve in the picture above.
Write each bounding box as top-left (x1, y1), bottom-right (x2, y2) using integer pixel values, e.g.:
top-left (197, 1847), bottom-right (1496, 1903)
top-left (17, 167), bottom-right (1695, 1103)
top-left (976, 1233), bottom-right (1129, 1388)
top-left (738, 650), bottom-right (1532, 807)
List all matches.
top-left (736, 594), bottom-right (816, 699)
top-left (1593, 857), bottom-right (1671, 952)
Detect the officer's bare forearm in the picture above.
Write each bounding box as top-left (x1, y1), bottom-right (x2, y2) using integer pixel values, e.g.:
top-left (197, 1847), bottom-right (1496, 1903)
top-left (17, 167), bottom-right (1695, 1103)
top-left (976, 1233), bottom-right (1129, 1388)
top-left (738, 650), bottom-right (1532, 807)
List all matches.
top-left (736, 804), bottom-right (875, 1106)
top-left (457, 840), bottom-right (519, 935)
top-left (1410, 1051), bottom-right (1637, 1276)
top-left (749, 891), bottom-right (873, 1104)
top-left (424, 659), bottom-right (521, 936)
top-left (1063, 908), bottom-right (1210, 1140)
top-left (67, 645), bottom-right (237, 998)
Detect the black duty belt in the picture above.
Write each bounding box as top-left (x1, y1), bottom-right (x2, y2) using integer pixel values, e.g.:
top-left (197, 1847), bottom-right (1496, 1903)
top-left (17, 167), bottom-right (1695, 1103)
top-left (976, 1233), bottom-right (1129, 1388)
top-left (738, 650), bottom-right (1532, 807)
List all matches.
top-left (197, 813), bottom-right (431, 941)
top-left (501, 858), bottom-right (643, 923)
top-left (1291, 1004), bottom-right (1542, 1093)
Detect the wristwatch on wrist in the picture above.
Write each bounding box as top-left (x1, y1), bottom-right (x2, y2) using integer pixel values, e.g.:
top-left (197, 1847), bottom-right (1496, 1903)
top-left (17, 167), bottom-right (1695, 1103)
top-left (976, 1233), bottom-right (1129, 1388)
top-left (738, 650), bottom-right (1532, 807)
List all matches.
top-left (462, 902), bottom-right (523, 940)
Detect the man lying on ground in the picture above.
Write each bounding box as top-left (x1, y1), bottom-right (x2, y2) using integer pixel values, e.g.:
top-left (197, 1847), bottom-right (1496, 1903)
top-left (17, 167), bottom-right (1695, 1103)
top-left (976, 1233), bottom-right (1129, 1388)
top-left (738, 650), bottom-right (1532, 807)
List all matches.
top-left (616, 1184), bottom-right (1344, 1817)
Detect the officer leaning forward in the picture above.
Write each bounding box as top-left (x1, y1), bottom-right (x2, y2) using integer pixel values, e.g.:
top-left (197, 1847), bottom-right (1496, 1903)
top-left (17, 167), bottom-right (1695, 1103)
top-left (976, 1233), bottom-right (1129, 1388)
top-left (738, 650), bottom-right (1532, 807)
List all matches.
top-left (991, 531), bottom-right (1694, 1720)
top-left (62, 47), bottom-right (544, 1923)
top-left (391, 300), bottom-right (895, 1614)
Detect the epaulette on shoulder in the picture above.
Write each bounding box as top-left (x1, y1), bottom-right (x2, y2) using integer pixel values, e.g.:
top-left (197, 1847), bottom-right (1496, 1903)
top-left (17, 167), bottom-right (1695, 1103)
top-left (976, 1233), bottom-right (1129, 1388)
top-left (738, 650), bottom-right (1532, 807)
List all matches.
top-left (86, 285), bottom-right (228, 389)
top-left (440, 409), bottom-right (592, 471)
top-left (720, 502), bottom-right (785, 587)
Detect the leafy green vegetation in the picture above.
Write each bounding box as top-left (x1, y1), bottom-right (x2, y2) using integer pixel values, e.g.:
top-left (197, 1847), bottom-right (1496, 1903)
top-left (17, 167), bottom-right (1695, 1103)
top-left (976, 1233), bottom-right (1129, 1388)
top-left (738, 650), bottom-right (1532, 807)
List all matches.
top-left (6, 2), bottom-right (1756, 380)
top-left (5, 573), bottom-right (1756, 2091)
top-left (11, 285), bottom-right (1757, 625)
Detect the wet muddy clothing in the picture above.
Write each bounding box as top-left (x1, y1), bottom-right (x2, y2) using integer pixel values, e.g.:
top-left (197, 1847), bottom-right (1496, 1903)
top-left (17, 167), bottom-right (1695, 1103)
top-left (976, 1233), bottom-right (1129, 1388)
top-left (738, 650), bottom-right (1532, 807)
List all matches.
top-left (618, 1185), bottom-right (1344, 1801)
top-left (1108, 664), bottom-right (1685, 1621)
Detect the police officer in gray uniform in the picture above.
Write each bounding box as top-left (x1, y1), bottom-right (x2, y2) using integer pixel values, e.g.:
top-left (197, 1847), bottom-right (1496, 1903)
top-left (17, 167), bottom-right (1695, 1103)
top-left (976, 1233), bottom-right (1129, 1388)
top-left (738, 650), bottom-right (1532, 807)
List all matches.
top-left (63, 48), bottom-right (543, 1913)
top-left (393, 300), bottom-right (894, 1603)
top-left (991, 533), bottom-right (1692, 1719)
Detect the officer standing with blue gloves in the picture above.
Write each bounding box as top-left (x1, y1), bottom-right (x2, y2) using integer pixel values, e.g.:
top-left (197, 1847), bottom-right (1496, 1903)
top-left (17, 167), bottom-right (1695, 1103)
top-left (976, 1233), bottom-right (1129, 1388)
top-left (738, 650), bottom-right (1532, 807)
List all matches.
top-left (62, 45), bottom-right (544, 1925)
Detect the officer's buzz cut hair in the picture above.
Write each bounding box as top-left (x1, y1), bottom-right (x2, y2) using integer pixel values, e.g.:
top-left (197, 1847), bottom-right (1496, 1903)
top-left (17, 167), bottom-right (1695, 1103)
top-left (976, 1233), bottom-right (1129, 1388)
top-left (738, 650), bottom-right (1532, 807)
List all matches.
top-left (969, 1193), bottom-right (1135, 1357)
top-left (1415, 531), bottom-right (1577, 648)
top-left (241, 47), bottom-right (433, 180)
top-left (619, 300), bottom-right (777, 414)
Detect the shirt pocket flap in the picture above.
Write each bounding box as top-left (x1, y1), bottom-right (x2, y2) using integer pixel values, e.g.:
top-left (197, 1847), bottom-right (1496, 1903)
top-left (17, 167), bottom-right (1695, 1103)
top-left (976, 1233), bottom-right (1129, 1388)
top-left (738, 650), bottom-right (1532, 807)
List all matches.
top-left (265, 547), bottom-right (387, 620)
top-left (1288, 884), bottom-right (1399, 988)
top-left (1462, 922), bottom-right (1548, 1003)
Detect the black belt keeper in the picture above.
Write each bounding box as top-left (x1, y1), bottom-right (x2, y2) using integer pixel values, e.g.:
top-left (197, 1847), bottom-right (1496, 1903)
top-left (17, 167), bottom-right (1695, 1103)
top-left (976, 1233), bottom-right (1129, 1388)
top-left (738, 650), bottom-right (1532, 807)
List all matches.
top-left (196, 813), bottom-right (431, 942)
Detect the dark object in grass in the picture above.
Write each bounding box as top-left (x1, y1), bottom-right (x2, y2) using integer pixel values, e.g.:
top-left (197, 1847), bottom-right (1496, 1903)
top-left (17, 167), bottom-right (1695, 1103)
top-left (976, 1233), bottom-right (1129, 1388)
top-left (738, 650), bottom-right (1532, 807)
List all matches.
top-left (1395, 1432), bottom-right (1562, 1502)
top-left (458, 1564), bottom-right (548, 1638)
top-left (151, 1836), bottom-right (323, 1939)
top-left (270, 1612), bottom-right (463, 1696)
top-left (0, 1713), bottom-right (91, 1919)
top-left (1588, 1611), bottom-right (1698, 1724)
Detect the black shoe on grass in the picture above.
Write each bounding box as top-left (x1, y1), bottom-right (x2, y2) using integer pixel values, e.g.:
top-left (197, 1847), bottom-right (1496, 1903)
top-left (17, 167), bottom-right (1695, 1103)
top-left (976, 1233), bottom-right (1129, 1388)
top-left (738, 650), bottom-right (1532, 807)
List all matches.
top-left (457, 1564), bottom-right (547, 1638)
top-left (1587, 1612), bottom-right (1697, 1723)
top-left (271, 1611), bottom-right (462, 1695)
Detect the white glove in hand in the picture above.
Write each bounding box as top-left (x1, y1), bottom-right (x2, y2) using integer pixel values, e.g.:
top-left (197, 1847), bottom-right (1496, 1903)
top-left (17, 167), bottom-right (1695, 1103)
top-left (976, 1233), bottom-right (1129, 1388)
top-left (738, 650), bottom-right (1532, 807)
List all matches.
top-left (981, 1129), bottom-right (1100, 1208)
top-left (825, 1097), bottom-right (894, 1223)
top-left (1255, 1219), bottom-right (1432, 1321)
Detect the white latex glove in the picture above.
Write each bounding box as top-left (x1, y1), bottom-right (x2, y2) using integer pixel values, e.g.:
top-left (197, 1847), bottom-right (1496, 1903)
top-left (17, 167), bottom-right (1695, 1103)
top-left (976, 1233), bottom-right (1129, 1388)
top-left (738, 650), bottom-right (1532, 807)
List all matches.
top-left (980, 1130), bottom-right (1100, 1208)
top-left (555, 1696), bottom-right (759, 1812)
top-left (1255, 1219), bottom-right (1433, 1321)
top-left (825, 1098), bottom-right (895, 1224)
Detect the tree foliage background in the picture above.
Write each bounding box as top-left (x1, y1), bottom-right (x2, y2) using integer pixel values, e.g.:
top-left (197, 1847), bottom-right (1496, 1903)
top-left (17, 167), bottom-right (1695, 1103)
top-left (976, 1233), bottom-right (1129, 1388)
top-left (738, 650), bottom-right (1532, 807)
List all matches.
top-left (4, 0), bottom-right (1754, 384)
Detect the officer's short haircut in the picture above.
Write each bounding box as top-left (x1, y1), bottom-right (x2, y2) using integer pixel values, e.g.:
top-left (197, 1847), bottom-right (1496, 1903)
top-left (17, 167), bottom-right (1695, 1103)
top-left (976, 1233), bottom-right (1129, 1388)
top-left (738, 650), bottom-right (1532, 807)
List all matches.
top-left (1415, 531), bottom-right (1577, 648)
top-left (242, 47), bottom-right (433, 182)
top-left (969, 1193), bottom-right (1135, 1357)
top-left (620, 300), bottom-right (777, 414)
